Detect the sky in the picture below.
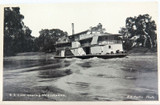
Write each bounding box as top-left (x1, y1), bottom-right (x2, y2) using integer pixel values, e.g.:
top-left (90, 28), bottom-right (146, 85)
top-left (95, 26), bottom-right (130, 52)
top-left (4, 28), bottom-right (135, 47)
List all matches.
top-left (18, 2), bottom-right (158, 37)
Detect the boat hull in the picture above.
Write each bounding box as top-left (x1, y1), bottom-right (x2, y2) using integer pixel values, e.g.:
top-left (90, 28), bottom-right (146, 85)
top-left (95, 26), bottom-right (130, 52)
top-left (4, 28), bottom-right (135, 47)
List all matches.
top-left (54, 53), bottom-right (127, 59)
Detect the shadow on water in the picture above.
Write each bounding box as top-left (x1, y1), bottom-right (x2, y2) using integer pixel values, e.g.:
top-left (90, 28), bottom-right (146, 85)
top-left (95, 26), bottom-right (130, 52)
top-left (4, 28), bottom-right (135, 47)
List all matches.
top-left (77, 62), bottom-right (92, 68)
top-left (38, 69), bottom-right (72, 78)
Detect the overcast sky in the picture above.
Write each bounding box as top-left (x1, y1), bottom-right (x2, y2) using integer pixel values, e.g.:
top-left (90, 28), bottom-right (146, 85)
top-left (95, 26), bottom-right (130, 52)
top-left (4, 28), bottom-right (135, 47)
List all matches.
top-left (19, 2), bottom-right (158, 37)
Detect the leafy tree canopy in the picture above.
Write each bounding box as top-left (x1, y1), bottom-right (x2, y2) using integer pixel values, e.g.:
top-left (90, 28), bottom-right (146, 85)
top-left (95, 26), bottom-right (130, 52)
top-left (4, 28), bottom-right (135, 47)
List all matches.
top-left (4, 7), bottom-right (36, 56)
top-left (119, 14), bottom-right (157, 50)
top-left (35, 29), bottom-right (68, 52)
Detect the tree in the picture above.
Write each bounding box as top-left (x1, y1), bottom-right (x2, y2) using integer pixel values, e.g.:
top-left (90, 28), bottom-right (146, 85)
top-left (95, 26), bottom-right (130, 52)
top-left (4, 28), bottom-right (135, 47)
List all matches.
top-left (119, 14), bottom-right (157, 50)
top-left (4, 7), bottom-right (35, 56)
top-left (119, 27), bottom-right (133, 50)
top-left (36, 29), bottom-right (68, 52)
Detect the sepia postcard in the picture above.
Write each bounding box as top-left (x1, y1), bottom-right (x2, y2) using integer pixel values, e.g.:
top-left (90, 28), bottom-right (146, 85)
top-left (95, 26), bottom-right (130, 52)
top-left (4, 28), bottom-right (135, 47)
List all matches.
top-left (0, 1), bottom-right (159, 105)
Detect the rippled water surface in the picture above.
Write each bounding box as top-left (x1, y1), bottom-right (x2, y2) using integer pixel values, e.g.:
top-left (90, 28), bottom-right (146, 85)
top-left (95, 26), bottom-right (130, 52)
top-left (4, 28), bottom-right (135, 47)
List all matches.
top-left (3, 52), bottom-right (158, 101)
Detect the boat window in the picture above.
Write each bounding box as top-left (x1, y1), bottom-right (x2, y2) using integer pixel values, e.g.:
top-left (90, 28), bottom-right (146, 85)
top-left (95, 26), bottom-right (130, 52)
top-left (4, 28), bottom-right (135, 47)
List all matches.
top-left (79, 38), bottom-right (92, 47)
top-left (109, 45), bottom-right (111, 49)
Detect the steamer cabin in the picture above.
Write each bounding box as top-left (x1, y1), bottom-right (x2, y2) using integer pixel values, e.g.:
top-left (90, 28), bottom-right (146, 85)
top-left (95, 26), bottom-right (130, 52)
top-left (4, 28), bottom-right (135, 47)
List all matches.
top-left (55, 23), bottom-right (125, 58)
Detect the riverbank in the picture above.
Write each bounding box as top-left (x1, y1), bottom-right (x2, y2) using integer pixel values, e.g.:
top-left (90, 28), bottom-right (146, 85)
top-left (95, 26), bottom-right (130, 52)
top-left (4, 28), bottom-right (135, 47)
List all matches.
top-left (127, 47), bottom-right (157, 56)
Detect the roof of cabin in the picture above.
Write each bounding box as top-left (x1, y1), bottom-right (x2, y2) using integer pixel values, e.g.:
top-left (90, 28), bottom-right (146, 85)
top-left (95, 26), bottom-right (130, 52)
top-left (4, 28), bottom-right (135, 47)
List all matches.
top-left (69, 30), bottom-right (122, 37)
top-left (100, 33), bottom-right (122, 36)
top-left (55, 41), bottom-right (71, 45)
top-left (69, 30), bottom-right (89, 37)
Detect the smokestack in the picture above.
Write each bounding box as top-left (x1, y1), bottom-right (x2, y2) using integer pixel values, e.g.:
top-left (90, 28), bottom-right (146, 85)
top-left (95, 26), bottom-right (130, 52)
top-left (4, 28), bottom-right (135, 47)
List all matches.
top-left (72, 23), bottom-right (74, 35)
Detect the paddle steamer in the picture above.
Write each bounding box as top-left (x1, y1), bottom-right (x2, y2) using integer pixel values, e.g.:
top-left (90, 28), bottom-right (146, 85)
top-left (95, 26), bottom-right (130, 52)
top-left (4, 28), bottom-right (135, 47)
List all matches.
top-left (55, 23), bottom-right (126, 59)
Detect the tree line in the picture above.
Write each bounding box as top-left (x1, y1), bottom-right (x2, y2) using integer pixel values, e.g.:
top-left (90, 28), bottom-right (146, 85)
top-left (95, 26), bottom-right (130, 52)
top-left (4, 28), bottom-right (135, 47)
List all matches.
top-left (4, 7), bottom-right (67, 56)
top-left (4, 7), bottom-right (157, 56)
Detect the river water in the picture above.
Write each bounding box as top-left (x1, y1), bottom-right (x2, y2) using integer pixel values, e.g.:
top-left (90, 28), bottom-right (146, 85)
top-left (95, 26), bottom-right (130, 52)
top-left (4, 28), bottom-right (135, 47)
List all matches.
top-left (3, 52), bottom-right (158, 101)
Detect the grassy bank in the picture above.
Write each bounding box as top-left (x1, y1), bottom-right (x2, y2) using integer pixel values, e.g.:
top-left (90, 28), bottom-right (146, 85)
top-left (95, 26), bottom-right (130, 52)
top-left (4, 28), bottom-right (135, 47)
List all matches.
top-left (127, 47), bottom-right (157, 56)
